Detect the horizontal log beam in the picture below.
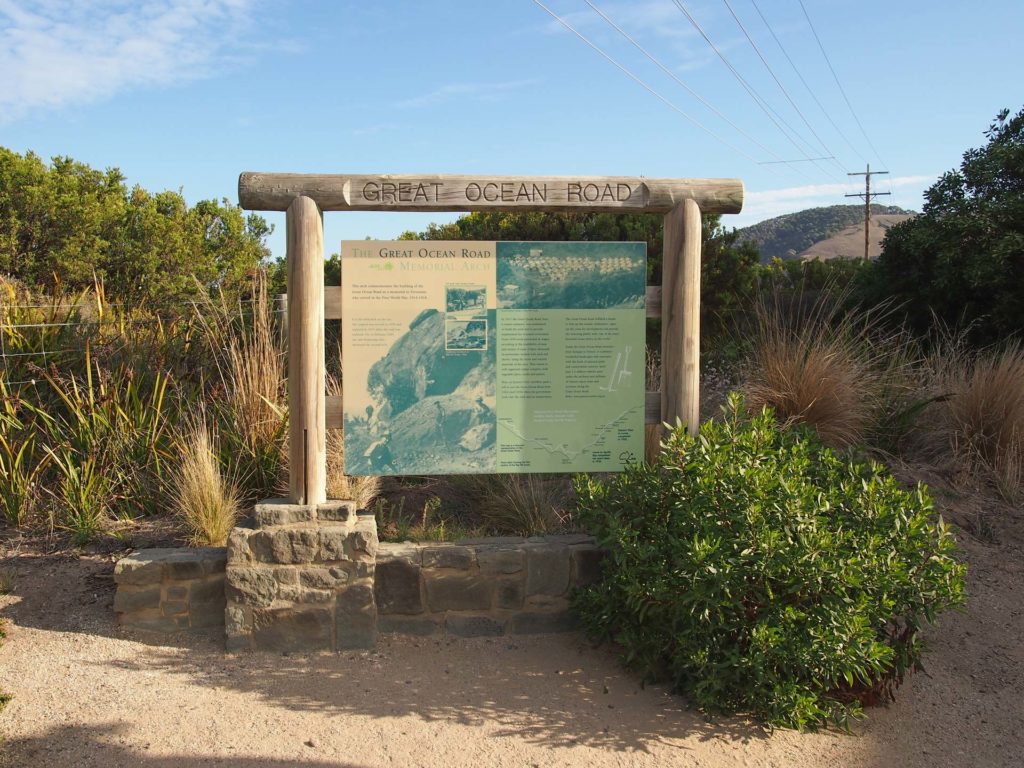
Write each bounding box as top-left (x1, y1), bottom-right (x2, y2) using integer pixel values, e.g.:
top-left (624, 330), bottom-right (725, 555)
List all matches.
top-left (325, 391), bottom-right (664, 430)
top-left (239, 173), bottom-right (743, 214)
top-left (322, 285), bottom-right (663, 321)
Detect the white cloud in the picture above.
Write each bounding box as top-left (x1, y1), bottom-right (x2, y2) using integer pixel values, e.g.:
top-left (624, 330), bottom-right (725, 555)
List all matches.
top-left (395, 79), bottom-right (541, 109)
top-left (733, 175), bottom-right (936, 227)
top-left (0, 0), bottom-right (259, 122)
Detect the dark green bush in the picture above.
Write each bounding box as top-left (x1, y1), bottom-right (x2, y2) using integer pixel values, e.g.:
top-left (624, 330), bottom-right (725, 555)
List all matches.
top-left (573, 393), bottom-right (965, 729)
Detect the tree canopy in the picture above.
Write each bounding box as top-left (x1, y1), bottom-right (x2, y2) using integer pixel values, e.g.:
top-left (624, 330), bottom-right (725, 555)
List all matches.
top-left (0, 147), bottom-right (272, 304)
top-left (872, 107), bottom-right (1024, 344)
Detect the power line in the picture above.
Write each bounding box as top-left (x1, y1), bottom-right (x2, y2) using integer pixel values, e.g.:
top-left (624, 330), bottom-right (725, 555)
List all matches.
top-left (758, 156), bottom-right (834, 164)
top-left (669, 0), bottom-right (842, 182)
top-left (530, 0), bottom-right (774, 170)
top-left (579, 0), bottom-right (811, 181)
top-left (721, 0), bottom-right (846, 175)
top-left (749, 0), bottom-right (868, 166)
top-left (797, 0), bottom-right (887, 169)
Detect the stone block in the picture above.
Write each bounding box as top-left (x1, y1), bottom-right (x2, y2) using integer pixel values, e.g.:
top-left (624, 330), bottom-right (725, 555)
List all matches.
top-left (494, 578), bottom-right (524, 610)
top-left (375, 559), bottom-right (423, 615)
top-left (300, 566), bottom-right (350, 590)
top-left (226, 528), bottom-right (256, 565)
top-left (446, 615), bottom-right (506, 638)
top-left (225, 605), bottom-right (250, 635)
top-left (254, 498), bottom-right (315, 527)
top-left (161, 600), bottom-right (188, 617)
top-left (189, 600), bottom-right (227, 630)
top-left (377, 615), bottom-right (440, 636)
top-left (571, 547), bottom-right (606, 588)
top-left (377, 543), bottom-right (422, 564)
top-left (226, 567), bottom-right (278, 607)
top-left (525, 545), bottom-right (571, 597)
top-left (456, 536), bottom-right (526, 546)
top-left (353, 562), bottom-right (374, 579)
top-left (526, 594), bottom-right (569, 611)
top-left (271, 527), bottom-right (319, 564)
top-left (477, 547), bottom-right (523, 574)
top-left (319, 526), bottom-right (353, 563)
top-left (251, 606), bottom-right (333, 652)
top-left (123, 612), bottom-right (189, 633)
top-left (543, 533), bottom-right (595, 546)
top-left (336, 582), bottom-right (377, 649)
top-left (162, 550), bottom-right (211, 581)
top-left (424, 572), bottom-right (491, 612)
top-left (422, 545), bottom-right (474, 570)
top-left (113, 584), bottom-right (161, 613)
top-left (166, 585), bottom-right (189, 601)
top-left (345, 521), bottom-right (379, 562)
top-left (246, 530), bottom-right (277, 562)
top-left (317, 500), bottom-right (357, 522)
top-left (113, 552), bottom-right (167, 586)
top-left (225, 634), bottom-right (250, 652)
top-left (510, 611), bottom-right (576, 635)
top-left (189, 575), bottom-right (225, 604)
top-left (274, 567), bottom-right (299, 585)
top-left (300, 588), bottom-right (334, 604)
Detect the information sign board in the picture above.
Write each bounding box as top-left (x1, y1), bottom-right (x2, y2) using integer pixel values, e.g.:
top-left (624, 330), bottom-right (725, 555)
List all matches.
top-left (341, 241), bottom-right (645, 475)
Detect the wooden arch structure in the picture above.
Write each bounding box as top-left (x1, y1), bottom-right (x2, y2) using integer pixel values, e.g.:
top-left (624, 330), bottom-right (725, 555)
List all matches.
top-left (239, 173), bottom-right (744, 505)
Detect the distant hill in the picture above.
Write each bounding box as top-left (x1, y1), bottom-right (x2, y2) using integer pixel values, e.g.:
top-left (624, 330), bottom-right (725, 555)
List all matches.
top-left (736, 204), bottom-right (916, 263)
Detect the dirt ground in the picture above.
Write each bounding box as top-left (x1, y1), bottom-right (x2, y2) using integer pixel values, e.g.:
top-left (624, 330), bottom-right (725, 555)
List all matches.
top-left (0, 481), bottom-right (1021, 768)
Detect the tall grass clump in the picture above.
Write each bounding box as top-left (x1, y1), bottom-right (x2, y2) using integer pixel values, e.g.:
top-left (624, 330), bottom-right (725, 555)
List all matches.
top-left (464, 474), bottom-right (572, 536)
top-left (738, 286), bottom-right (912, 449)
top-left (917, 339), bottom-right (1024, 501)
top-left (0, 383), bottom-right (49, 526)
top-left (197, 273), bottom-right (286, 501)
top-left (171, 417), bottom-right (239, 546)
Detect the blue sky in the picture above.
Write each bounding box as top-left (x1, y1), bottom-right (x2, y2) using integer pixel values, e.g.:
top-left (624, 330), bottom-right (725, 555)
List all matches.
top-left (2, 0), bottom-right (1021, 260)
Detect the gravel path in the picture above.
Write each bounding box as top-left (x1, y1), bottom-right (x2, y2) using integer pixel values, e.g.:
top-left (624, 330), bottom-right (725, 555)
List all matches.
top-left (1, 512), bottom-right (1021, 767)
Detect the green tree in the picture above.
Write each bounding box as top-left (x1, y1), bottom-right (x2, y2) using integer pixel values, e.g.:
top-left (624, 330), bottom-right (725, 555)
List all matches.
top-left (870, 107), bottom-right (1024, 344)
top-left (0, 147), bottom-right (273, 305)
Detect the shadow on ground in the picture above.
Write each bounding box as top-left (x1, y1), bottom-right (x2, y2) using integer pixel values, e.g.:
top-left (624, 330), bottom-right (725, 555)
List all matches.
top-left (0, 552), bottom-right (771, 757)
top-left (0, 722), bottom-right (365, 768)
top-left (100, 633), bottom-right (769, 754)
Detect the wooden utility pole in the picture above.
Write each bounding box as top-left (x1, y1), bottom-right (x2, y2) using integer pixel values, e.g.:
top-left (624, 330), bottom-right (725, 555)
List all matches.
top-left (846, 164), bottom-right (890, 260)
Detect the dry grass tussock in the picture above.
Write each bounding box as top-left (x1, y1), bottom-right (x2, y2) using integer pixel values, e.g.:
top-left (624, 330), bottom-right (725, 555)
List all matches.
top-left (462, 474), bottom-right (573, 536)
top-left (739, 288), bottom-right (912, 449)
top-left (171, 417), bottom-right (239, 546)
top-left (916, 340), bottom-right (1024, 502)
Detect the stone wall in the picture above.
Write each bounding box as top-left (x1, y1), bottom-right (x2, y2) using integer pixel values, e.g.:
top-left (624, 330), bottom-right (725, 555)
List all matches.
top-left (223, 499), bottom-right (379, 652)
top-left (113, 508), bottom-right (606, 647)
top-left (113, 547), bottom-right (227, 632)
top-left (374, 534), bottom-right (604, 638)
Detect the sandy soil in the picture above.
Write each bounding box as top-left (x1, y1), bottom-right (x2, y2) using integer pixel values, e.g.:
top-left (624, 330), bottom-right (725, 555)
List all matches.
top-left (0, 487), bottom-right (1021, 768)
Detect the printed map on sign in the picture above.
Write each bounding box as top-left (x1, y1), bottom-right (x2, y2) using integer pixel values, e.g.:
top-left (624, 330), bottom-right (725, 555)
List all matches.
top-left (341, 241), bottom-right (645, 475)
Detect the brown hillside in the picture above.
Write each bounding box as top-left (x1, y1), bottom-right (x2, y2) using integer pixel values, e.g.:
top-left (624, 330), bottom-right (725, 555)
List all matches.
top-left (800, 214), bottom-right (915, 261)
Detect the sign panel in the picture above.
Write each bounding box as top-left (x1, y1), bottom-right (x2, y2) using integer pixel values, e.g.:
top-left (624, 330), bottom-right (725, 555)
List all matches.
top-left (341, 241), bottom-right (645, 475)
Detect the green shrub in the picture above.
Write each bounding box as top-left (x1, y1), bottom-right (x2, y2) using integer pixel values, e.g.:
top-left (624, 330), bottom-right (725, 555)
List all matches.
top-left (573, 393), bottom-right (966, 729)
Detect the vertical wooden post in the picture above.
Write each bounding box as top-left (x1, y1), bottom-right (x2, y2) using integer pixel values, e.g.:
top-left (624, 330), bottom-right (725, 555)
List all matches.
top-left (661, 198), bottom-right (702, 438)
top-left (286, 196), bottom-right (326, 505)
